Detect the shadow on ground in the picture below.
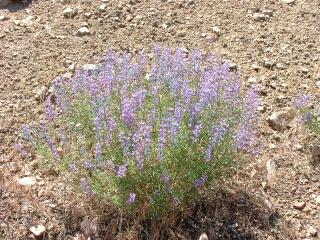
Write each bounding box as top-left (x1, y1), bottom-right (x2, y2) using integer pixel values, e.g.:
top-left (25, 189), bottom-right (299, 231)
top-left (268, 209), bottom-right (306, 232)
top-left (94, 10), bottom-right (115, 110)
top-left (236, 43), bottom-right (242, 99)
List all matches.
top-left (0, 0), bottom-right (32, 12)
top-left (61, 188), bottom-right (292, 240)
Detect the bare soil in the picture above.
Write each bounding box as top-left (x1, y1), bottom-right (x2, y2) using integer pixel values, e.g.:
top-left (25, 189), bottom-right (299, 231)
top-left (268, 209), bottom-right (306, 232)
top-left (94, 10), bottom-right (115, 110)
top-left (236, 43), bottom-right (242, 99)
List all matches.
top-left (0, 0), bottom-right (319, 239)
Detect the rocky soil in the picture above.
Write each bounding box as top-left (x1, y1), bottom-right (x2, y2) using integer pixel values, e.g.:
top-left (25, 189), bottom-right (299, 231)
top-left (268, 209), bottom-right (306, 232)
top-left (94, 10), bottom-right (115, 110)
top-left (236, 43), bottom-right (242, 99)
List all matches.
top-left (0, 0), bottom-right (319, 239)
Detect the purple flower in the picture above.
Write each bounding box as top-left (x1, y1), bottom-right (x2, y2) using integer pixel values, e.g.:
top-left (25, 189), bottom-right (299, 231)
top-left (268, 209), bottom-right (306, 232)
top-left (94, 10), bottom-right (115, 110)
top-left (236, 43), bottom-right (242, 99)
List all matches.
top-left (132, 121), bottom-right (152, 169)
top-left (223, 73), bottom-right (241, 105)
top-left (158, 115), bottom-right (171, 160)
top-left (160, 173), bottom-right (171, 184)
top-left (171, 104), bottom-right (184, 143)
top-left (119, 131), bottom-right (130, 157)
top-left (38, 123), bottom-right (60, 160)
top-left (81, 178), bottom-right (94, 196)
top-left (84, 158), bottom-right (96, 170)
top-left (300, 111), bottom-right (313, 124)
top-left (235, 123), bottom-right (256, 153)
top-left (188, 49), bottom-right (202, 74)
top-left (117, 164), bottom-right (127, 178)
top-left (68, 162), bottom-right (78, 172)
top-left (198, 69), bottom-right (218, 110)
top-left (295, 95), bottom-right (310, 109)
top-left (92, 98), bottom-right (106, 140)
top-left (243, 88), bottom-right (260, 120)
top-left (45, 95), bottom-right (55, 121)
top-left (205, 144), bottom-right (212, 161)
top-left (22, 125), bottom-right (32, 142)
top-left (236, 88), bottom-right (260, 153)
top-left (193, 175), bottom-right (208, 188)
top-left (192, 123), bottom-right (202, 142)
top-left (127, 192), bottom-right (136, 205)
top-left (210, 119), bottom-right (228, 146)
top-left (54, 77), bottom-right (69, 111)
top-left (108, 117), bottom-right (117, 132)
top-left (95, 143), bottom-right (102, 162)
top-left (14, 142), bottom-right (23, 152)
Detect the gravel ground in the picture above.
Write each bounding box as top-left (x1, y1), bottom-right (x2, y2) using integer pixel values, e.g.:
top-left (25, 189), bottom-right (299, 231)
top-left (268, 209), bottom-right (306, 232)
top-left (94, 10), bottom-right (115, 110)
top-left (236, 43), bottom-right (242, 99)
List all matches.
top-left (0, 0), bottom-right (319, 239)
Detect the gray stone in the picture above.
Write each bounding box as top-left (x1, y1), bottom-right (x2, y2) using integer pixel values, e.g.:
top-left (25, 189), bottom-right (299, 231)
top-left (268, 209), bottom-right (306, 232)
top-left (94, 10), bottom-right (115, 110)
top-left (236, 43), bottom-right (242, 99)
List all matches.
top-left (268, 107), bottom-right (296, 131)
top-left (29, 225), bottom-right (46, 237)
top-left (253, 13), bottom-right (267, 21)
top-left (77, 27), bottom-right (90, 36)
top-left (292, 201), bottom-right (306, 210)
top-left (17, 177), bottom-right (36, 186)
top-left (63, 7), bottom-right (78, 18)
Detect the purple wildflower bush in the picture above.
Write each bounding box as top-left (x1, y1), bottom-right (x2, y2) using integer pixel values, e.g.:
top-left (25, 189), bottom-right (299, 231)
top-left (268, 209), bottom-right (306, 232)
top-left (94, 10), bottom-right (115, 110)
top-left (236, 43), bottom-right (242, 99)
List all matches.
top-left (22, 47), bottom-right (260, 218)
top-left (295, 95), bottom-right (320, 136)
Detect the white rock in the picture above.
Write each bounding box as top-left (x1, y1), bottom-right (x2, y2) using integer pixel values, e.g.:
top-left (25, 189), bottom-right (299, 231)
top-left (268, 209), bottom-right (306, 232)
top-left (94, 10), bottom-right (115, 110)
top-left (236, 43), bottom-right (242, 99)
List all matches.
top-left (77, 27), bottom-right (90, 36)
top-left (316, 81), bottom-right (320, 88)
top-left (99, 4), bottom-right (107, 11)
top-left (82, 64), bottom-right (99, 72)
top-left (0, 15), bottom-right (8, 21)
top-left (301, 67), bottom-right (310, 74)
top-left (262, 9), bottom-right (273, 17)
top-left (84, 12), bottom-right (92, 19)
top-left (281, 0), bottom-right (296, 4)
top-left (253, 13), bottom-right (267, 21)
top-left (212, 26), bottom-right (221, 35)
top-left (252, 64), bottom-right (260, 70)
top-left (68, 63), bottom-right (76, 72)
top-left (307, 226), bottom-right (317, 237)
top-left (292, 201), bottom-right (306, 210)
top-left (29, 225), bottom-right (46, 237)
top-left (229, 63), bottom-right (237, 69)
top-left (63, 7), bottom-right (77, 18)
top-left (247, 77), bottom-right (258, 84)
top-left (17, 177), bottom-right (36, 186)
top-left (276, 63), bottom-right (286, 70)
top-left (198, 233), bottom-right (208, 240)
top-left (258, 106), bottom-right (266, 113)
top-left (34, 85), bottom-right (47, 101)
top-left (266, 159), bottom-right (276, 182)
top-left (20, 16), bottom-right (34, 27)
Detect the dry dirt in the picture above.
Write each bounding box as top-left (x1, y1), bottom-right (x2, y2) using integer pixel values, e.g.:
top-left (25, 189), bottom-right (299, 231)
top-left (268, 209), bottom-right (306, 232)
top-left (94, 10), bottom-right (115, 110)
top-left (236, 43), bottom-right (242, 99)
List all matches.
top-left (0, 0), bottom-right (319, 239)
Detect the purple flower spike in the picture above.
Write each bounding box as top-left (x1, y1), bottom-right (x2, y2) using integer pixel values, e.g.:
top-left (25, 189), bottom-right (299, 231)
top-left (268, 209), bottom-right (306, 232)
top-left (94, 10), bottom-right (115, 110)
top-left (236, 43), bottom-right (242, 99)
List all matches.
top-left (117, 164), bottom-right (127, 178)
top-left (193, 175), bottom-right (208, 188)
top-left (295, 95), bottom-right (310, 109)
top-left (127, 192), bottom-right (136, 205)
top-left (210, 119), bottom-right (228, 146)
top-left (45, 95), bottom-right (55, 122)
top-left (81, 178), bottom-right (95, 196)
top-left (22, 125), bottom-right (32, 142)
top-left (69, 162), bottom-right (78, 172)
top-left (300, 111), bottom-right (313, 124)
